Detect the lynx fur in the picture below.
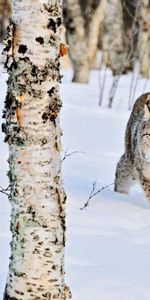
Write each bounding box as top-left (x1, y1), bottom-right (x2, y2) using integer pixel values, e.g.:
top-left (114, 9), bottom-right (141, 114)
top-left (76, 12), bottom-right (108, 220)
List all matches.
top-left (115, 93), bottom-right (150, 201)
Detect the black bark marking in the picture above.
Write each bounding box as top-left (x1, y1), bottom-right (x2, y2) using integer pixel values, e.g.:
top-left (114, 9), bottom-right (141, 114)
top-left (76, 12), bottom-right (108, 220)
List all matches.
top-left (35, 37), bottom-right (44, 44)
top-left (3, 21), bottom-right (16, 55)
top-left (54, 140), bottom-right (59, 151)
top-left (42, 112), bottom-right (49, 123)
top-left (57, 17), bottom-right (62, 27)
top-left (15, 290), bottom-right (24, 295)
top-left (5, 92), bottom-right (15, 109)
top-left (59, 74), bottom-right (63, 83)
top-left (27, 288), bottom-right (33, 293)
top-left (3, 293), bottom-right (18, 300)
top-left (42, 292), bottom-right (52, 299)
top-left (32, 248), bottom-right (40, 254)
top-left (50, 115), bottom-right (56, 125)
top-left (31, 65), bottom-right (37, 76)
top-left (14, 271), bottom-right (26, 277)
top-left (4, 39), bottom-right (12, 52)
top-left (47, 18), bottom-right (57, 32)
top-left (43, 3), bottom-right (60, 15)
top-left (54, 175), bottom-right (60, 184)
top-left (47, 87), bottom-right (55, 97)
top-left (41, 137), bottom-right (48, 145)
top-left (2, 123), bottom-right (7, 134)
top-left (42, 86), bottom-right (62, 124)
top-left (18, 44), bottom-right (27, 54)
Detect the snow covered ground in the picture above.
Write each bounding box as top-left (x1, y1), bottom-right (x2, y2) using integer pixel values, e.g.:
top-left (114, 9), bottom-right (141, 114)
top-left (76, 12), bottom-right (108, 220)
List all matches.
top-left (1, 64), bottom-right (150, 300)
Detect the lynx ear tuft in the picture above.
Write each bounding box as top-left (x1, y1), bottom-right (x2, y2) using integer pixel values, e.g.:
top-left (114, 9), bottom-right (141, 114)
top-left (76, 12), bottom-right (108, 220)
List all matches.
top-left (144, 99), bottom-right (150, 120)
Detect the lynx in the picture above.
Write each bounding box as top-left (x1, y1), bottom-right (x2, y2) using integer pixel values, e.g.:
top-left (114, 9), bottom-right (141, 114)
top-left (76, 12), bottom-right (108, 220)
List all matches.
top-left (115, 93), bottom-right (150, 201)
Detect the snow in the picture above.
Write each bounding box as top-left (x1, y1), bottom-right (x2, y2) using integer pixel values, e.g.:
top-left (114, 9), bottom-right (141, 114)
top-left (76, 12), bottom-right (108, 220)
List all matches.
top-left (1, 64), bottom-right (150, 299)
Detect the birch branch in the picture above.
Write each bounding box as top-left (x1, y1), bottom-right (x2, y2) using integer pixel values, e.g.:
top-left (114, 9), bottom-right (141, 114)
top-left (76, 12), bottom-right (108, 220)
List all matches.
top-left (0, 184), bottom-right (10, 196)
top-left (61, 150), bottom-right (85, 163)
top-left (80, 181), bottom-right (114, 210)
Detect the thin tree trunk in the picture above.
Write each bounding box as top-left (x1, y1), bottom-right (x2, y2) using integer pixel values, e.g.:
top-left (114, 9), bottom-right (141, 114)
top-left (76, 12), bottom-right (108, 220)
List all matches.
top-left (138, 0), bottom-right (150, 78)
top-left (64, 0), bottom-right (90, 83)
top-left (64, 0), bottom-right (106, 82)
top-left (0, 0), bottom-right (11, 42)
top-left (88, 0), bottom-right (106, 67)
top-left (2, 1), bottom-right (70, 299)
top-left (122, 0), bottom-right (139, 72)
top-left (102, 0), bottom-right (125, 75)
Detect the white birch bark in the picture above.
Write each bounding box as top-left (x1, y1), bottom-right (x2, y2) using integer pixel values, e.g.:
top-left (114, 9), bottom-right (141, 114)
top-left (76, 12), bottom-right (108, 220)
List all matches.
top-left (3, 1), bottom-right (71, 299)
top-left (102, 0), bottom-right (125, 75)
top-left (138, 0), bottom-right (150, 78)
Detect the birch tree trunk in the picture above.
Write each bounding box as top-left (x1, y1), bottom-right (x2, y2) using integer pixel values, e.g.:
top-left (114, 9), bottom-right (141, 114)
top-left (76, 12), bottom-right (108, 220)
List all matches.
top-left (64, 0), bottom-right (90, 83)
top-left (0, 0), bottom-right (11, 42)
top-left (2, 1), bottom-right (70, 299)
top-left (88, 0), bottom-right (106, 66)
top-left (64, 0), bottom-right (106, 82)
top-left (122, 0), bottom-right (138, 72)
top-left (138, 0), bottom-right (150, 78)
top-left (102, 0), bottom-right (125, 75)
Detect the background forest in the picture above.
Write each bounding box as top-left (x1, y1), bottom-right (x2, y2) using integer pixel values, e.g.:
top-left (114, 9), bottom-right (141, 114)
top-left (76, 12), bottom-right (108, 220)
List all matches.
top-left (0, 0), bottom-right (150, 300)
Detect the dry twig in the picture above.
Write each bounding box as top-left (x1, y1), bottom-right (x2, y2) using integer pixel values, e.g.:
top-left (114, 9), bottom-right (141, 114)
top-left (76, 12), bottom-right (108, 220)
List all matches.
top-left (0, 184), bottom-right (10, 196)
top-left (80, 181), bottom-right (114, 210)
top-left (61, 150), bottom-right (85, 163)
top-left (99, 65), bottom-right (107, 106)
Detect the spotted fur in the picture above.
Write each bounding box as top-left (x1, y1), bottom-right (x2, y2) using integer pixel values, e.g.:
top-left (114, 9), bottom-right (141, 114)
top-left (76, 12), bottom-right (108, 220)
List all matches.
top-left (115, 93), bottom-right (150, 201)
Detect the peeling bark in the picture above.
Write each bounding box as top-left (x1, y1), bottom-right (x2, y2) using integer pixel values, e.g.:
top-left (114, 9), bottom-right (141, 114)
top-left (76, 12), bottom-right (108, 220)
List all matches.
top-left (2, 1), bottom-right (71, 299)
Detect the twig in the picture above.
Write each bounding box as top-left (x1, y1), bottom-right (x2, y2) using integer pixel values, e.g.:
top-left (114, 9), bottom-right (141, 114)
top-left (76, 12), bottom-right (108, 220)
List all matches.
top-left (127, 0), bottom-right (140, 109)
top-left (0, 184), bottom-right (10, 196)
top-left (108, 75), bottom-right (120, 108)
top-left (80, 181), bottom-right (114, 210)
top-left (99, 65), bottom-right (107, 106)
top-left (129, 62), bottom-right (140, 110)
top-left (107, 0), bottom-right (140, 109)
top-left (128, 68), bottom-right (135, 110)
top-left (61, 150), bottom-right (85, 163)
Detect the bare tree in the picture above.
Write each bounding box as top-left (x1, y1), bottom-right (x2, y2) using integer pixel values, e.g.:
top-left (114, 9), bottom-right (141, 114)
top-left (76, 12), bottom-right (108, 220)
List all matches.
top-left (2, 0), bottom-right (70, 299)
